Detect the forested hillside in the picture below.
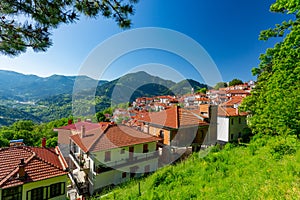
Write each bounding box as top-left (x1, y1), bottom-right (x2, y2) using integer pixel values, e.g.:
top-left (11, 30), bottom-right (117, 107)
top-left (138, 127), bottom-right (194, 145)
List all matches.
top-left (0, 71), bottom-right (208, 126)
top-left (0, 70), bottom-right (107, 100)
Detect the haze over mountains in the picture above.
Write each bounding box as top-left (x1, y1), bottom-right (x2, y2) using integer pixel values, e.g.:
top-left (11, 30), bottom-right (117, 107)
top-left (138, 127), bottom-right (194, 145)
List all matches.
top-left (0, 70), bottom-right (108, 100)
top-left (0, 70), bottom-right (208, 126)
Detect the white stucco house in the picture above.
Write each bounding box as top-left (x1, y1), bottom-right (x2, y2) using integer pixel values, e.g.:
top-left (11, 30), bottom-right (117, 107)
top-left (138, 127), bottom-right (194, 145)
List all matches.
top-left (67, 123), bottom-right (161, 195)
top-left (217, 97), bottom-right (248, 143)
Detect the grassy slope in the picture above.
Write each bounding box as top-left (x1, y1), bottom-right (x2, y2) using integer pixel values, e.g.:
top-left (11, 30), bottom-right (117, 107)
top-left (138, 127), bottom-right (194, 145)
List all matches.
top-left (97, 135), bottom-right (300, 199)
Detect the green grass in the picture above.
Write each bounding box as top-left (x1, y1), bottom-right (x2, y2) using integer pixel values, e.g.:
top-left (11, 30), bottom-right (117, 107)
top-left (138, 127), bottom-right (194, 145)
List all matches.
top-left (94, 135), bottom-right (300, 199)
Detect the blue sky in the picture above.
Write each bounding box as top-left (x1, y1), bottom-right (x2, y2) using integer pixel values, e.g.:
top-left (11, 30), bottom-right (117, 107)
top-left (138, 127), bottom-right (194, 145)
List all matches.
top-left (0, 0), bottom-right (290, 84)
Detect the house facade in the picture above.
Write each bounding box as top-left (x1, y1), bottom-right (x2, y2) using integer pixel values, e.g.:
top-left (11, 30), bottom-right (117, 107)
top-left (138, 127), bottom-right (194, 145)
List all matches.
top-left (67, 124), bottom-right (161, 195)
top-left (217, 103), bottom-right (248, 143)
top-left (137, 106), bottom-right (210, 152)
top-left (0, 145), bottom-right (68, 200)
top-left (55, 120), bottom-right (101, 162)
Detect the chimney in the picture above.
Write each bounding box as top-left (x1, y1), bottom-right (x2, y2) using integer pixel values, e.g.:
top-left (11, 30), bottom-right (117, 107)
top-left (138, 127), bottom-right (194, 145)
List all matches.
top-left (41, 137), bottom-right (46, 148)
top-left (81, 125), bottom-right (85, 138)
top-left (18, 158), bottom-right (26, 179)
top-left (236, 107), bottom-right (239, 115)
top-left (68, 119), bottom-right (73, 125)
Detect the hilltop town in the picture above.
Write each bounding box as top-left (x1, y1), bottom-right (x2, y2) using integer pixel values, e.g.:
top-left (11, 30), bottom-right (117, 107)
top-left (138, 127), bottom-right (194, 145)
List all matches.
top-left (0, 80), bottom-right (255, 199)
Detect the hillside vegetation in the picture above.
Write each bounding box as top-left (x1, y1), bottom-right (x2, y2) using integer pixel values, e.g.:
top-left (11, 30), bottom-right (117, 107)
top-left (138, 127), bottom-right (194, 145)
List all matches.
top-left (0, 71), bottom-right (208, 126)
top-left (98, 135), bottom-right (300, 199)
top-left (0, 119), bottom-right (70, 147)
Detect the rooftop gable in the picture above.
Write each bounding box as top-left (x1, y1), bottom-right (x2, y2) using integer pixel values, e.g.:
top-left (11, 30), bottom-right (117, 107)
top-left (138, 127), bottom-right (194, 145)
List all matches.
top-left (70, 124), bottom-right (161, 153)
top-left (138, 106), bottom-right (209, 129)
top-left (220, 96), bottom-right (244, 107)
top-left (57, 121), bottom-right (101, 131)
top-left (218, 106), bottom-right (248, 117)
top-left (0, 146), bottom-right (67, 189)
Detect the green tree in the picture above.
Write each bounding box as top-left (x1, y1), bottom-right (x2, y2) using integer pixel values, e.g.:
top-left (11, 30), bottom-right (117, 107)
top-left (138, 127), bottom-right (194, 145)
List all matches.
top-left (12, 120), bottom-right (35, 132)
top-left (0, 0), bottom-right (138, 56)
top-left (96, 111), bottom-right (108, 122)
top-left (214, 82), bottom-right (227, 90)
top-left (229, 78), bottom-right (243, 86)
top-left (197, 88), bottom-right (207, 94)
top-left (0, 136), bottom-right (9, 147)
top-left (241, 0), bottom-right (300, 136)
top-left (46, 137), bottom-right (58, 148)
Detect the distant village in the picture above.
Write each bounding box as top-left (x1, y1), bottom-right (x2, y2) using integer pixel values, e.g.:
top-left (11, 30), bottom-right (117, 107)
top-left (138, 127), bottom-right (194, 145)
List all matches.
top-left (0, 81), bottom-right (255, 200)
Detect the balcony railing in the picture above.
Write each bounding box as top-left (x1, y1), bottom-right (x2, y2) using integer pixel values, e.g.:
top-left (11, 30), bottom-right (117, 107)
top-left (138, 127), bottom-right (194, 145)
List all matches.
top-left (95, 151), bottom-right (159, 174)
top-left (70, 150), bottom-right (90, 170)
top-left (69, 171), bottom-right (88, 195)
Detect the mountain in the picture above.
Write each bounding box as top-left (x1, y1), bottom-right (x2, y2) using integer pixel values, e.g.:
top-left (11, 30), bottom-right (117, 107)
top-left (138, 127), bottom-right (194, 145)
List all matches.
top-left (0, 70), bottom-right (208, 126)
top-left (0, 70), bottom-right (108, 100)
top-left (170, 79), bottom-right (210, 95)
top-left (95, 71), bottom-right (176, 104)
top-left (0, 105), bottom-right (40, 126)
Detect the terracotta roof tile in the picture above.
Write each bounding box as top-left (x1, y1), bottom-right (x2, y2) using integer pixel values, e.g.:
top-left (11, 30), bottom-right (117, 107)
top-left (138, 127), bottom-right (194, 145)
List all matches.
top-left (226, 89), bottom-right (250, 94)
top-left (218, 106), bottom-right (248, 117)
top-left (57, 121), bottom-right (101, 131)
top-left (138, 106), bottom-right (209, 129)
top-left (70, 125), bottom-right (161, 153)
top-left (0, 146), bottom-right (67, 189)
top-left (90, 125), bottom-right (161, 152)
top-left (220, 96), bottom-right (244, 107)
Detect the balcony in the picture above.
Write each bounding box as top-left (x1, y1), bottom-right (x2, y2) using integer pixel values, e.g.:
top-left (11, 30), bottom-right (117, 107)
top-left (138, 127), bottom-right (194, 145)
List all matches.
top-left (70, 150), bottom-right (90, 170)
top-left (69, 169), bottom-right (89, 195)
top-left (94, 151), bottom-right (159, 174)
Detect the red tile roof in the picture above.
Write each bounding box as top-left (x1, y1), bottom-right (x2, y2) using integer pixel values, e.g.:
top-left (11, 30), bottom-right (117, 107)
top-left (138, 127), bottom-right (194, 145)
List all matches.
top-left (137, 106), bottom-right (209, 129)
top-left (57, 121), bottom-right (101, 131)
top-left (0, 146), bottom-right (68, 189)
top-left (220, 96), bottom-right (244, 107)
top-left (226, 89), bottom-right (250, 95)
top-left (70, 124), bottom-right (161, 153)
top-left (195, 97), bottom-right (210, 101)
top-left (218, 106), bottom-right (248, 117)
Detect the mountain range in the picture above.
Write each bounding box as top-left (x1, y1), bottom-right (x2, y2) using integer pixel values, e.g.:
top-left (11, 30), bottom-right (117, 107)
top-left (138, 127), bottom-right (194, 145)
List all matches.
top-left (0, 70), bottom-right (208, 126)
top-left (0, 70), bottom-right (108, 100)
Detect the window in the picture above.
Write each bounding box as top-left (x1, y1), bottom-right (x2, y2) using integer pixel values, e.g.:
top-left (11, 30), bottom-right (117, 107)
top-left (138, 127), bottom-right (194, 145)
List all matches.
top-left (130, 166), bottom-right (138, 178)
top-left (144, 165), bottom-right (150, 176)
top-left (200, 130), bottom-right (204, 139)
top-left (2, 186), bottom-right (22, 200)
top-left (143, 144), bottom-right (149, 153)
top-left (120, 148), bottom-right (125, 154)
top-left (50, 182), bottom-right (65, 198)
top-left (231, 134), bottom-right (234, 140)
top-left (105, 151), bottom-right (111, 162)
top-left (30, 187), bottom-right (44, 200)
top-left (26, 183), bottom-right (65, 200)
top-left (122, 172), bottom-right (127, 178)
top-left (159, 130), bottom-right (164, 138)
top-left (231, 118), bottom-right (234, 125)
top-left (239, 117), bottom-right (241, 124)
top-left (129, 146), bottom-right (134, 160)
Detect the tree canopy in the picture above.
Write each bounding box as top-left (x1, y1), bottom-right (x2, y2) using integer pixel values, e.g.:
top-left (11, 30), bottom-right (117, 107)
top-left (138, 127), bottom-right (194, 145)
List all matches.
top-left (241, 0), bottom-right (300, 136)
top-left (0, 0), bottom-right (138, 56)
top-left (214, 82), bottom-right (228, 90)
top-left (229, 78), bottom-right (243, 86)
top-left (0, 118), bottom-right (70, 147)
